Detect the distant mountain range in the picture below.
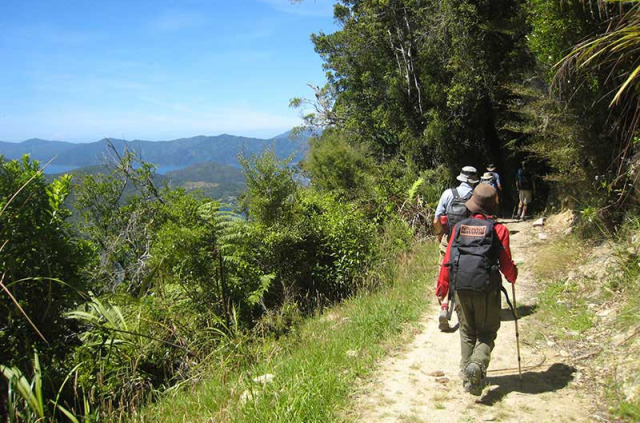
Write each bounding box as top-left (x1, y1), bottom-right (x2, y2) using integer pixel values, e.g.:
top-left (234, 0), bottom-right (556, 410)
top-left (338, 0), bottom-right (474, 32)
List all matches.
top-left (0, 131), bottom-right (310, 168)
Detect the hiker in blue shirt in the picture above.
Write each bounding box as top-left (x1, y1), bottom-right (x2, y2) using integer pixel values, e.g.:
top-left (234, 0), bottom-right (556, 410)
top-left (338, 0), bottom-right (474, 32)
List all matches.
top-left (433, 165), bottom-right (479, 331)
top-left (433, 166), bottom-right (479, 243)
top-left (485, 164), bottom-right (502, 212)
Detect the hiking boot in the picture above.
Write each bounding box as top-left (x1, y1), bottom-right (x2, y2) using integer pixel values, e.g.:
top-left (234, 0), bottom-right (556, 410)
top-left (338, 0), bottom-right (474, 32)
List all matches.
top-left (464, 381), bottom-right (483, 396)
top-left (438, 309), bottom-right (450, 331)
top-left (464, 363), bottom-right (484, 396)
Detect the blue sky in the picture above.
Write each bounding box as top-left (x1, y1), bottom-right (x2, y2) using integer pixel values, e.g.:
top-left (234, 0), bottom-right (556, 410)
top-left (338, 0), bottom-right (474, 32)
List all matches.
top-left (0, 0), bottom-right (338, 142)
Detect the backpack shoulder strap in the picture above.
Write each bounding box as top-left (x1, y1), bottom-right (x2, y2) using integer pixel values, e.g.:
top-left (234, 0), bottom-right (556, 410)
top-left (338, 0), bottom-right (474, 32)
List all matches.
top-left (462, 189), bottom-right (473, 200)
top-left (451, 187), bottom-right (460, 199)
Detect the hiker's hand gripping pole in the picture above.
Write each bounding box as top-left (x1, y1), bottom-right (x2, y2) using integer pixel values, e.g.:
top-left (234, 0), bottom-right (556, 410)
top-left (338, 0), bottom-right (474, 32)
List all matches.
top-left (446, 289), bottom-right (455, 321)
top-left (511, 283), bottom-right (522, 381)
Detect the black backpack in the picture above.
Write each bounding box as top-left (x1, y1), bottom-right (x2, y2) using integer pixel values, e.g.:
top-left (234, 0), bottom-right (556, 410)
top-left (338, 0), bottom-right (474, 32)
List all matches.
top-left (448, 218), bottom-right (502, 292)
top-left (445, 188), bottom-right (472, 235)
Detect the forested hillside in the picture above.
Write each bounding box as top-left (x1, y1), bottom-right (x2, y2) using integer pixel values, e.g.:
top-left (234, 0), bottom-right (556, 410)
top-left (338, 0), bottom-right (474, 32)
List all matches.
top-left (2, 0), bottom-right (640, 421)
top-left (52, 161), bottom-right (246, 203)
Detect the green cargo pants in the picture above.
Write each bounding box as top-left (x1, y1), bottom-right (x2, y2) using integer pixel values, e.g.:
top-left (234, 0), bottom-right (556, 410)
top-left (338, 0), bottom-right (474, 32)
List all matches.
top-left (454, 288), bottom-right (501, 377)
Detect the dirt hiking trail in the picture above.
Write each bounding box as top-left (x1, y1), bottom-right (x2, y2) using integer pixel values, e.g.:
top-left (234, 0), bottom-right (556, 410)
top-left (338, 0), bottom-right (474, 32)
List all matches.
top-left (350, 218), bottom-right (597, 422)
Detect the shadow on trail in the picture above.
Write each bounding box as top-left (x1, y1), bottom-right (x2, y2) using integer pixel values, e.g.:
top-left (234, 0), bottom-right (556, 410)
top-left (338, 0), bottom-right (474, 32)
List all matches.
top-left (480, 363), bottom-right (576, 406)
top-left (500, 304), bottom-right (538, 321)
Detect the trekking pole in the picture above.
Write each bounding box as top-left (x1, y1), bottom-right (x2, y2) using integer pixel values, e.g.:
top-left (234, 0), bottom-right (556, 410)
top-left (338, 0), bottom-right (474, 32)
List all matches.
top-left (511, 283), bottom-right (523, 381)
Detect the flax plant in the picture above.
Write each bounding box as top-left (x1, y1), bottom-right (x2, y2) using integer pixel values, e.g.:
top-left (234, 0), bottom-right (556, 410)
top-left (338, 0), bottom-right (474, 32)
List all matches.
top-left (554, 0), bottom-right (640, 183)
top-left (1, 352), bottom-right (46, 423)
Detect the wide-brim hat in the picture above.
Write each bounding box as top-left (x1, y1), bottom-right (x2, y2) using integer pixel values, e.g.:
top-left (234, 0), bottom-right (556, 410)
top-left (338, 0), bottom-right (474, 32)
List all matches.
top-left (465, 183), bottom-right (498, 216)
top-left (456, 165), bottom-right (479, 184)
top-left (487, 164), bottom-right (496, 171)
top-left (481, 171), bottom-right (494, 180)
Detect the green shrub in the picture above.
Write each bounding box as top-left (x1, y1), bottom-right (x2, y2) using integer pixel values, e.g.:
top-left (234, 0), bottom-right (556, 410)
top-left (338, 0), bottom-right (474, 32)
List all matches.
top-left (0, 155), bottom-right (89, 369)
top-left (150, 192), bottom-right (223, 317)
top-left (303, 130), bottom-right (375, 202)
top-left (236, 151), bottom-right (379, 313)
top-left (239, 150), bottom-right (299, 227)
top-left (300, 189), bottom-right (377, 299)
top-left (610, 398), bottom-right (640, 422)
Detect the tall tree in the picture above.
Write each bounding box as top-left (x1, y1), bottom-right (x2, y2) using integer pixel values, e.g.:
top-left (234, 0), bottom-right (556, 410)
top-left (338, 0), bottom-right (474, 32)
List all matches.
top-left (311, 0), bottom-right (528, 172)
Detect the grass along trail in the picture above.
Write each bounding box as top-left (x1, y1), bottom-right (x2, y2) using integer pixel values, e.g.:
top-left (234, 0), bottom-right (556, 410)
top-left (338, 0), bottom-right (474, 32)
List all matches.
top-left (349, 218), bottom-right (597, 422)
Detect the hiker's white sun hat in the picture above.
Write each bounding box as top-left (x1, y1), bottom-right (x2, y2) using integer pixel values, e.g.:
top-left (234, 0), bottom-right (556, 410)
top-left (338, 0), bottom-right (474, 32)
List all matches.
top-left (456, 166), bottom-right (479, 184)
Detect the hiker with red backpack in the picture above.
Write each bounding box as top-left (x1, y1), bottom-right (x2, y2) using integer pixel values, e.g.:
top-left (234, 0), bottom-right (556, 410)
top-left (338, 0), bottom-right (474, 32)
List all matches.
top-left (435, 184), bottom-right (518, 396)
top-left (433, 166), bottom-right (479, 331)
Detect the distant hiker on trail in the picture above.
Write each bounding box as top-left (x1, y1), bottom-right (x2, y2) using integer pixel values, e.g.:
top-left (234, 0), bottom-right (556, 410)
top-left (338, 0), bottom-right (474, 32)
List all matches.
top-left (485, 164), bottom-right (502, 192)
top-left (480, 172), bottom-right (497, 191)
top-left (515, 161), bottom-right (533, 220)
top-left (435, 184), bottom-right (518, 396)
top-left (485, 164), bottom-right (503, 212)
top-left (433, 166), bottom-right (479, 331)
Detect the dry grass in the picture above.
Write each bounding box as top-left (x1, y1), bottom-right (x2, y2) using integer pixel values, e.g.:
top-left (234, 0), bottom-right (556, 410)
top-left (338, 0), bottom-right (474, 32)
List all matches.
top-left (528, 236), bottom-right (585, 280)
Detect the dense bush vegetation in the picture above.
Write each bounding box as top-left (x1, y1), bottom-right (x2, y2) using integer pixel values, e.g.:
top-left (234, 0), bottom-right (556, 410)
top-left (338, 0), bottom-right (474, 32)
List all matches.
top-left (0, 156), bottom-right (90, 418)
top-left (0, 148), bottom-right (399, 420)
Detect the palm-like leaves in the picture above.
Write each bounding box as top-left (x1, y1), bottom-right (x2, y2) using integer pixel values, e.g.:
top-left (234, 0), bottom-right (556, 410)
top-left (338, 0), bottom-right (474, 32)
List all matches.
top-left (66, 295), bottom-right (132, 347)
top-left (555, 1), bottom-right (640, 136)
top-left (553, 1), bottom-right (640, 198)
top-left (1, 352), bottom-right (45, 421)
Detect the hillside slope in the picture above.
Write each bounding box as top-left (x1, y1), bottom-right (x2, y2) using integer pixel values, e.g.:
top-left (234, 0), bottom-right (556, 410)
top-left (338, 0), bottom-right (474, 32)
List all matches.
top-left (56, 161), bottom-right (246, 201)
top-left (163, 162), bottom-right (245, 200)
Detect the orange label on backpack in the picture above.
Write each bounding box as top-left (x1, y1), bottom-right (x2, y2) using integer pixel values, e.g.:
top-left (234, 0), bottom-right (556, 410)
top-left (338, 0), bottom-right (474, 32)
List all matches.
top-left (460, 225), bottom-right (486, 237)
